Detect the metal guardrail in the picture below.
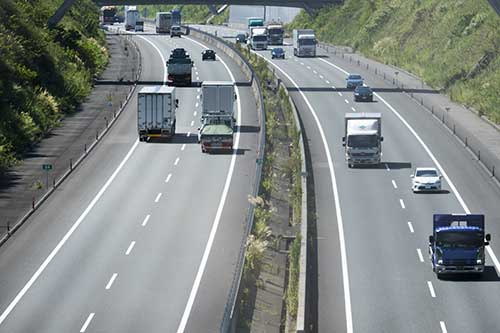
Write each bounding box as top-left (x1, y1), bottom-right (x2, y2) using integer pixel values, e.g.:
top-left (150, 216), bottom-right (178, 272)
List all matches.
top-left (183, 26), bottom-right (267, 333)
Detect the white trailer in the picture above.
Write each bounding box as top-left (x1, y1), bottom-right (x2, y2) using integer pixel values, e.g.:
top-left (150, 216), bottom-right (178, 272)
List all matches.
top-left (342, 113), bottom-right (383, 167)
top-left (293, 29), bottom-right (317, 57)
top-left (125, 8), bottom-right (139, 31)
top-left (201, 81), bottom-right (236, 119)
top-left (155, 12), bottom-right (172, 33)
top-left (137, 86), bottom-right (178, 141)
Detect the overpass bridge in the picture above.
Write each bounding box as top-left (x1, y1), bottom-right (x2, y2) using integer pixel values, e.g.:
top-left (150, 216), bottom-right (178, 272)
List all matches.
top-left (49, 0), bottom-right (342, 27)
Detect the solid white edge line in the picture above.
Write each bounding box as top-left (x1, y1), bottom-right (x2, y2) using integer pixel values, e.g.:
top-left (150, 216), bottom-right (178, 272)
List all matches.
top-left (105, 273), bottom-right (118, 290)
top-left (440, 321), bottom-right (448, 333)
top-left (400, 199), bottom-right (406, 209)
top-left (0, 140), bottom-right (140, 325)
top-left (80, 312), bottom-right (95, 333)
top-left (176, 36), bottom-right (242, 333)
top-left (427, 281), bottom-right (436, 298)
top-left (125, 241), bottom-right (136, 256)
top-left (142, 214), bottom-right (151, 227)
top-left (392, 180), bottom-right (398, 189)
top-left (165, 174), bottom-right (172, 183)
top-left (407, 221), bottom-right (414, 233)
top-left (154, 192), bottom-right (162, 203)
top-left (417, 249), bottom-right (424, 263)
top-left (255, 52), bottom-right (353, 332)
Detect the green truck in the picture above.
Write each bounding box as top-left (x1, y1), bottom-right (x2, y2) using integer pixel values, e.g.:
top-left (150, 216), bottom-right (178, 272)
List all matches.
top-left (199, 123), bottom-right (234, 153)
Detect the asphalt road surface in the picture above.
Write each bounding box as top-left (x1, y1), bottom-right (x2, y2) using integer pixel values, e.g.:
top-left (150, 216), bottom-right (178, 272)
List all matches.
top-left (195, 24), bottom-right (500, 333)
top-left (0, 23), bottom-right (260, 333)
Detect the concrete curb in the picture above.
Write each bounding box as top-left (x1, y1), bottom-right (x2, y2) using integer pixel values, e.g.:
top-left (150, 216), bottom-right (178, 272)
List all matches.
top-left (0, 34), bottom-right (142, 247)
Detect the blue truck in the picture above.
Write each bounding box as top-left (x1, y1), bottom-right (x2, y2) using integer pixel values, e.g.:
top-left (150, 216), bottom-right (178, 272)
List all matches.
top-left (429, 214), bottom-right (491, 277)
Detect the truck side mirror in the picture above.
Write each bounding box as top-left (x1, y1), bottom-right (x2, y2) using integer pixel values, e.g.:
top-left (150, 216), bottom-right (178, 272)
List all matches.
top-left (429, 235), bottom-right (434, 244)
top-left (486, 234), bottom-right (491, 242)
top-left (175, 99), bottom-right (179, 107)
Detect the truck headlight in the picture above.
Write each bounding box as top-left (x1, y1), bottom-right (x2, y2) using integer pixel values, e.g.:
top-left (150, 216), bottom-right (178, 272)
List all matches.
top-left (476, 259), bottom-right (482, 264)
top-left (437, 259), bottom-right (443, 265)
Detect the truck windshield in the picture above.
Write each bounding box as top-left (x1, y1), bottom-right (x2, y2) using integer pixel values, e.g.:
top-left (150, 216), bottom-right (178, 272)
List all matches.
top-left (347, 135), bottom-right (378, 148)
top-left (436, 231), bottom-right (483, 248)
top-left (299, 39), bottom-right (316, 46)
top-left (253, 36), bottom-right (267, 42)
top-left (269, 28), bottom-right (284, 35)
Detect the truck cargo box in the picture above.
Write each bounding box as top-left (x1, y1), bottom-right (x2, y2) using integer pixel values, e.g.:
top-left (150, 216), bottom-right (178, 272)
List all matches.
top-left (137, 86), bottom-right (177, 141)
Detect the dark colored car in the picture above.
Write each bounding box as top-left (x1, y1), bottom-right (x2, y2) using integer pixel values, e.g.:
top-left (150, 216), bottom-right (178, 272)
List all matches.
top-left (271, 47), bottom-right (285, 59)
top-left (236, 33), bottom-right (247, 43)
top-left (353, 85), bottom-right (373, 102)
top-left (346, 74), bottom-right (364, 89)
top-left (202, 49), bottom-right (216, 61)
top-left (171, 48), bottom-right (188, 58)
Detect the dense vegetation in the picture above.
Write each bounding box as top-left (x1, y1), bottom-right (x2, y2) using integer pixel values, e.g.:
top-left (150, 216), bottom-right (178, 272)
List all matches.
top-left (0, 0), bottom-right (108, 171)
top-left (136, 5), bottom-right (229, 25)
top-left (289, 0), bottom-right (500, 122)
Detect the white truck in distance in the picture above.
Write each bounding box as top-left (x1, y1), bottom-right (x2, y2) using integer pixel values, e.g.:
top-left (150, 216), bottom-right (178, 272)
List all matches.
top-left (199, 81), bottom-right (237, 153)
top-left (137, 86), bottom-right (177, 142)
top-left (342, 113), bottom-right (383, 167)
top-left (293, 29), bottom-right (317, 57)
top-left (249, 27), bottom-right (268, 50)
top-left (125, 6), bottom-right (139, 31)
top-left (155, 12), bottom-right (172, 33)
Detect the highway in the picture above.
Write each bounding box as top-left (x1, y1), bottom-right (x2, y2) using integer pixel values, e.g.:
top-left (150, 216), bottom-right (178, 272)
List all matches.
top-left (0, 24), bottom-right (260, 332)
top-left (195, 24), bottom-right (500, 332)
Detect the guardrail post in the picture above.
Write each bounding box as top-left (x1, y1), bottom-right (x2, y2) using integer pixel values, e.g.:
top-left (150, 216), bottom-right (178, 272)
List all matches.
top-left (465, 137), bottom-right (468, 148)
top-left (478, 150), bottom-right (481, 161)
top-left (70, 158), bottom-right (73, 171)
top-left (493, 166), bottom-right (495, 178)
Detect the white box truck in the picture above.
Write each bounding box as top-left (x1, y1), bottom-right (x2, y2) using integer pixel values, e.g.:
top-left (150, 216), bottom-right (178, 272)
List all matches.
top-left (137, 86), bottom-right (178, 141)
top-left (293, 29), bottom-right (317, 57)
top-left (155, 12), bottom-right (172, 33)
top-left (249, 27), bottom-right (268, 50)
top-left (201, 81), bottom-right (236, 119)
top-left (342, 113), bottom-right (383, 167)
top-left (125, 7), bottom-right (139, 31)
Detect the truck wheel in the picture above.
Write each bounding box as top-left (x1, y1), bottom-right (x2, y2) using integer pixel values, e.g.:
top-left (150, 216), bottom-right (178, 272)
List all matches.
top-left (348, 163), bottom-right (352, 168)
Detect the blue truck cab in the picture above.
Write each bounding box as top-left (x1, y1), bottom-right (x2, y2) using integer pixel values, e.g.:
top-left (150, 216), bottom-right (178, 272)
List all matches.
top-left (429, 214), bottom-right (491, 277)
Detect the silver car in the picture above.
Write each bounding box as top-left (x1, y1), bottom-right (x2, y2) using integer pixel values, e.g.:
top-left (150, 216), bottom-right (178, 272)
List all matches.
top-left (411, 167), bottom-right (442, 192)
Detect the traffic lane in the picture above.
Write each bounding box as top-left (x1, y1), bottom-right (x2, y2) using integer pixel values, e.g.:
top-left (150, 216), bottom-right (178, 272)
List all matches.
top-left (0, 31), bottom-right (164, 322)
top-left (267, 53), bottom-right (459, 332)
top-left (290, 53), bottom-right (500, 332)
top-left (309, 54), bottom-right (500, 262)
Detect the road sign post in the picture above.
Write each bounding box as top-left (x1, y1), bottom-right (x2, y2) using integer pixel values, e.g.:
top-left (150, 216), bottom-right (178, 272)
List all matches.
top-left (42, 164), bottom-right (53, 189)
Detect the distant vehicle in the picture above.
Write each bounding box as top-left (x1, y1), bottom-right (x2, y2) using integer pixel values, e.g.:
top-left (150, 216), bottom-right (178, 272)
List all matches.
top-left (267, 24), bottom-right (284, 45)
top-left (170, 25), bottom-right (182, 37)
top-left (236, 33), bottom-right (247, 44)
top-left (353, 85), bottom-right (373, 102)
top-left (271, 47), bottom-right (285, 59)
top-left (125, 7), bottom-right (139, 31)
top-left (114, 15), bottom-right (124, 23)
top-left (429, 214), bottom-right (491, 278)
top-left (156, 12), bottom-right (172, 33)
top-left (137, 86), bottom-right (178, 141)
top-left (247, 17), bottom-right (264, 34)
top-left (199, 81), bottom-right (237, 153)
top-left (166, 49), bottom-right (193, 86)
top-left (293, 29), bottom-right (317, 57)
top-left (171, 8), bottom-right (182, 26)
top-left (134, 20), bottom-right (144, 32)
top-left (346, 74), bottom-right (364, 89)
top-left (342, 113), bottom-right (383, 167)
top-left (411, 167), bottom-right (442, 192)
top-left (100, 6), bottom-right (117, 25)
top-left (202, 49), bottom-right (216, 61)
top-left (249, 27), bottom-right (268, 50)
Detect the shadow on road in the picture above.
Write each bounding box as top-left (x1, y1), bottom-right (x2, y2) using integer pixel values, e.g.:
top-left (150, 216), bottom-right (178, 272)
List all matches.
top-left (439, 267), bottom-right (500, 282)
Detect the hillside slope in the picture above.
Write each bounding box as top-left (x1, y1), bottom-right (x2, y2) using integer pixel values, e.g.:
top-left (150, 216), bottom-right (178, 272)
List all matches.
top-left (0, 0), bottom-right (107, 171)
top-left (289, 0), bottom-right (500, 122)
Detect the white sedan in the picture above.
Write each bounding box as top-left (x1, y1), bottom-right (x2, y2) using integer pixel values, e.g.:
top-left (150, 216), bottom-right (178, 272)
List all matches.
top-left (411, 167), bottom-right (442, 192)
